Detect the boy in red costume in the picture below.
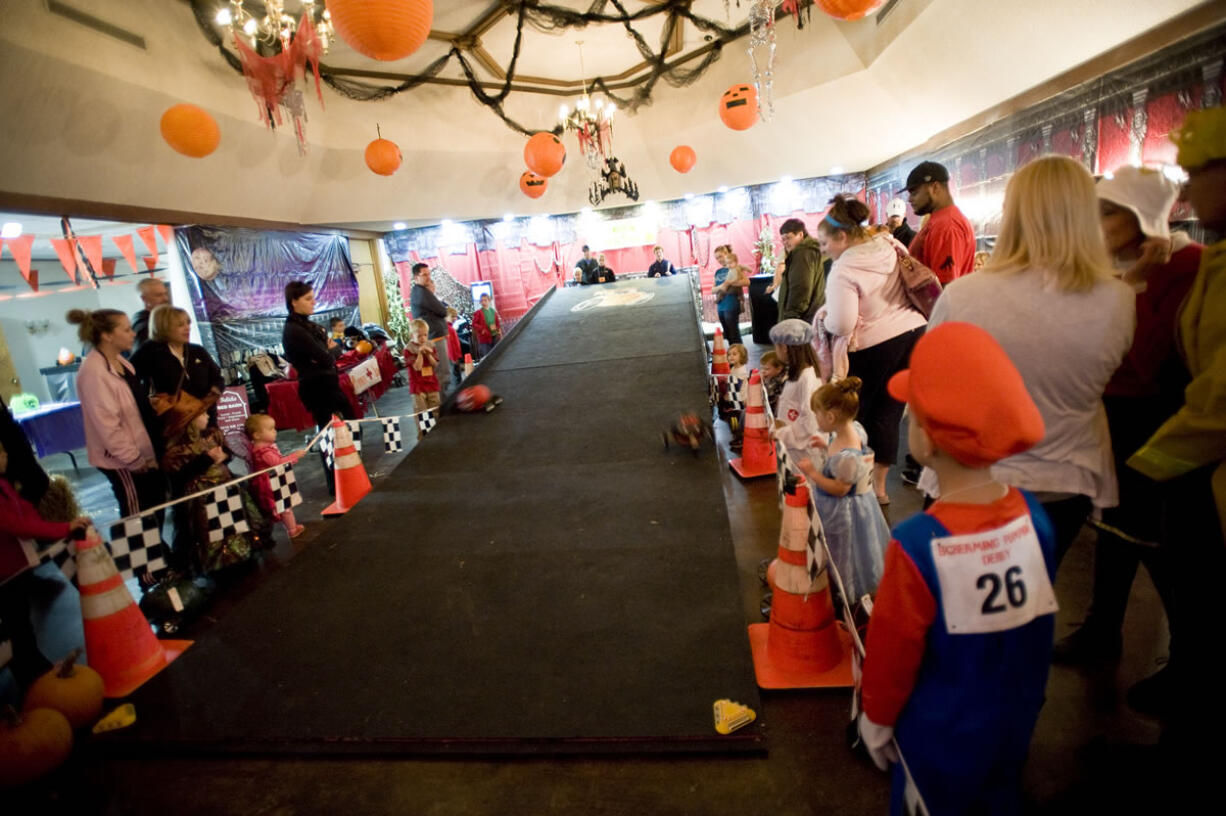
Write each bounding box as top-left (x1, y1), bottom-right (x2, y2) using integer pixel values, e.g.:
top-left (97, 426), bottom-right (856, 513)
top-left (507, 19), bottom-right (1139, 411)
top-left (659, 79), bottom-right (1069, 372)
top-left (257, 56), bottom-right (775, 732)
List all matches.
top-left (858, 322), bottom-right (1055, 815)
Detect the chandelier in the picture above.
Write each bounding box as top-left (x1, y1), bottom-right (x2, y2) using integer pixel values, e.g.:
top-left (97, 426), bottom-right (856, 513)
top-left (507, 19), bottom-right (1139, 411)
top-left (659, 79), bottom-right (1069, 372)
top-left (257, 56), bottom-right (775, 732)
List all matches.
top-left (588, 157), bottom-right (640, 207)
top-left (557, 42), bottom-right (615, 169)
top-left (215, 1), bottom-right (335, 52)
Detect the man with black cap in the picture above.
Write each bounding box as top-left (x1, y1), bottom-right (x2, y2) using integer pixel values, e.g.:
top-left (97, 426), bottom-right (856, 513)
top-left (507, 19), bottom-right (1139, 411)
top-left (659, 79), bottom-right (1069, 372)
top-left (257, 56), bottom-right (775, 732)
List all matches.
top-left (574, 246), bottom-right (601, 286)
top-left (902, 161), bottom-right (976, 285)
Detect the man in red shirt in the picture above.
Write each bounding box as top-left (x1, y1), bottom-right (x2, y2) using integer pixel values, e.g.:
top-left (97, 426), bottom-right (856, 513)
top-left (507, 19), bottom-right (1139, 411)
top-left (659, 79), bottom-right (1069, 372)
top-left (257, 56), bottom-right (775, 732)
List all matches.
top-left (902, 161), bottom-right (976, 285)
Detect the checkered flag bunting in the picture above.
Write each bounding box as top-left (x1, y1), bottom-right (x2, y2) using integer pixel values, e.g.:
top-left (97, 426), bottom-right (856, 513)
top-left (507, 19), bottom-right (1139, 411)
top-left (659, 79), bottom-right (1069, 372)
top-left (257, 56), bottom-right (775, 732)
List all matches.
top-left (205, 484), bottom-right (250, 544)
top-left (346, 420), bottom-right (362, 452)
top-left (726, 377), bottom-right (745, 412)
top-left (319, 425), bottom-right (335, 471)
top-left (268, 464), bottom-right (303, 515)
top-left (107, 514), bottom-right (169, 584)
top-left (803, 501), bottom-right (828, 585)
top-left (708, 376), bottom-right (718, 407)
top-left (417, 410), bottom-right (437, 435)
top-left (19, 537), bottom-right (77, 583)
top-left (382, 417), bottom-right (403, 452)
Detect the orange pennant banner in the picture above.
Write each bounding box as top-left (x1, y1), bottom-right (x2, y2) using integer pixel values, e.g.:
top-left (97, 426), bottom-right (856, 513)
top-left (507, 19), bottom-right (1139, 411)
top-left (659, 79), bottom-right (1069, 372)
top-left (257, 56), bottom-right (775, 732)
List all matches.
top-left (77, 235), bottom-right (103, 278)
top-left (101, 258), bottom-right (116, 278)
top-left (143, 256), bottom-right (158, 271)
top-left (4, 235), bottom-right (36, 288)
top-left (49, 237), bottom-right (79, 284)
top-left (156, 224), bottom-right (173, 245)
top-left (137, 225), bottom-right (159, 270)
top-left (112, 234), bottom-right (138, 274)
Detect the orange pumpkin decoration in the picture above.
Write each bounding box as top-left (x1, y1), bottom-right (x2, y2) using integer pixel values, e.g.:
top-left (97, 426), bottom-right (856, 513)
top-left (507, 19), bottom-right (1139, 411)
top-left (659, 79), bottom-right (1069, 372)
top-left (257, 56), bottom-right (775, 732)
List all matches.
top-left (159, 104), bottom-right (220, 158)
top-left (719, 84), bottom-right (759, 131)
top-left (365, 138), bottom-right (403, 176)
top-left (669, 145), bottom-right (697, 174)
top-left (23, 649), bottom-right (104, 730)
top-left (355, 340), bottom-right (374, 355)
top-left (0, 706), bottom-right (73, 788)
top-left (815, 0), bottom-right (885, 22)
top-left (326, 0), bottom-right (434, 61)
top-left (520, 171), bottom-right (548, 199)
top-left (524, 132), bottom-right (566, 178)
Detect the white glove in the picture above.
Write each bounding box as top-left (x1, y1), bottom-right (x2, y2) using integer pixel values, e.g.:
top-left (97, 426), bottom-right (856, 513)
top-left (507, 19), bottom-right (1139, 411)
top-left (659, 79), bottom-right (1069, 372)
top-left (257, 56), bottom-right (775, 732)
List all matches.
top-left (858, 713), bottom-right (898, 771)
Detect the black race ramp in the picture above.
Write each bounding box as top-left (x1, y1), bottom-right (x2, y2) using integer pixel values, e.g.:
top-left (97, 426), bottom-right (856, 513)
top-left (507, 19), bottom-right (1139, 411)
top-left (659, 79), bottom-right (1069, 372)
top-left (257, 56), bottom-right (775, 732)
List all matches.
top-left (105, 276), bottom-right (765, 755)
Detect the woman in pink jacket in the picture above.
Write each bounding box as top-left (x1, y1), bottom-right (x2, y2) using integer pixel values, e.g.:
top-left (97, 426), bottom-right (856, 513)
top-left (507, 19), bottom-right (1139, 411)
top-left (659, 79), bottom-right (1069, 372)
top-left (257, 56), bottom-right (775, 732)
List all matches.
top-left (817, 195), bottom-right (928, 505)
top-left (69, 308), bottom-right (165, 516)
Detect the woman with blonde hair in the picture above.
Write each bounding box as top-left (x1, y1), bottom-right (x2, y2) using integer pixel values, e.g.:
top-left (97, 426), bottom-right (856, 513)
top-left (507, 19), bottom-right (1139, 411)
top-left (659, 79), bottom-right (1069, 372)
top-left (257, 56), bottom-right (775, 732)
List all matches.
top-left (712, 244), bottom-right (750, 343)
top-left (927, 155), bottom-right (1136, 567)
top-left (130, 305), bottom-right (223, 427)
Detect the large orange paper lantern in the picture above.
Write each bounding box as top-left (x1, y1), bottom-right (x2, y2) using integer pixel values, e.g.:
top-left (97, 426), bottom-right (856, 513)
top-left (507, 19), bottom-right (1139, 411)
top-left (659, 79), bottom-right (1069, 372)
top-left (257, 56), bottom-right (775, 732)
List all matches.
top-left (327, 0), bottom-right (434, 61)
top-left (815, 0), bottom-right (885, 21)
top-left (365, 138), bottom-right (402, 176)
top-left (520, 171), bottom-right (548, 199)
top-left (718, 84), bottom-right (758, 131)
top-left (669, 145), bottom-right (697, 173)
top-left (524, 132), bottom-right (566, 178)
top-left (159, 104), bottom-right (220, 158)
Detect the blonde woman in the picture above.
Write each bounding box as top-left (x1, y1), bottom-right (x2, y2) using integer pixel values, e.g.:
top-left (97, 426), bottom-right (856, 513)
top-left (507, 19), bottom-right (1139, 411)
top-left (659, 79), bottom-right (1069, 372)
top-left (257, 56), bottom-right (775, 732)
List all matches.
top-left (927, 155), bottom-right (1136, 567)
top-left (712, 244), bottom-right (750, 343)
top-left (130, 305), bottom-right (223, 411)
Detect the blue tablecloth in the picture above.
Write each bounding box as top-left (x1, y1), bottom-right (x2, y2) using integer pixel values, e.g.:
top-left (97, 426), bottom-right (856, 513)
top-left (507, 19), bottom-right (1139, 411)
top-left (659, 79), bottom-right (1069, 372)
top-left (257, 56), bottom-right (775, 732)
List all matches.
top-left (14, 402), bottom-right (86, 458)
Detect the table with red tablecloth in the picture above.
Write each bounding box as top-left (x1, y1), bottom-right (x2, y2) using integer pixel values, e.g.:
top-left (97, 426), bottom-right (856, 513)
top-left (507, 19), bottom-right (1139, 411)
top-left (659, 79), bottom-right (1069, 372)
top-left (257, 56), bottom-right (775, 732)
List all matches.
top-left (264, 347), bottom-right (396, 431)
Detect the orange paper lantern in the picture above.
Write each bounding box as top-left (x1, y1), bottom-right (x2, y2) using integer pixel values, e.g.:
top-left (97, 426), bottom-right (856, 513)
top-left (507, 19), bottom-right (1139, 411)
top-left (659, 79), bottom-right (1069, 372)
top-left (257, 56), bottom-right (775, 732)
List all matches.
top-left (719, 84), bottom-right (759, 131)
top-left (669, 145), bottom-right (697, 174)
top-left (365, 138), bottom-right (402, 176)
top-left (524, 132), bottom-right (566, 178)
top-left (159, 104), bottom-right (220, 158)
top-left (327, 0), bottom-right (434, 61)
top-left (815, 0), bottom-right (885, 22)
top-left (520, 171), bottom-right (548, 199)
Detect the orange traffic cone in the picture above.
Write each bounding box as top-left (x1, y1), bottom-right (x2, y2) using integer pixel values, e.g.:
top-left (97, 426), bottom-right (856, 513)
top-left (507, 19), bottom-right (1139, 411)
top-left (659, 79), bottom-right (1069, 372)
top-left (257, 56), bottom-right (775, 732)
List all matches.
top-left (464, 353), bottom-right (474, 377)
top-left (76, 527), bottom-right (191, 698)
top-left (748, 480), bottom-right (853, 689)
top-left (711, 327), bottom-right (729, 376)
top-left (321, 416), bottom-right (372, 517)
top-left (730, 369), bottom-right (776, 479)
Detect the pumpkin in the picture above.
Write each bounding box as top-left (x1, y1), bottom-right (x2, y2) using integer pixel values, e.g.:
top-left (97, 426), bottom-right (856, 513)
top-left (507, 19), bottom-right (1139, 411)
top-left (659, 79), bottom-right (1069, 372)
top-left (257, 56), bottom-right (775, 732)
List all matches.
top-left (0, 706), bottom-right (73, 788)
top-left (719, 84), bottom-right (759, 131)
top-left (524, 132), bottom-right (566, 178)
top-left (355, 340), bottom-right (374, 355)
top-left (159, 104), bottom-right (220, 158)
top-left (815, 0), bottom-right (885, 22)
top-left (23, 649), bottom-right (104, 730)
top-left (519, 171), bottom-right (548, 199)
top-left (364, 138), bottom-right (403, 176)
top-left (669, 145), bottom-right (696, 174)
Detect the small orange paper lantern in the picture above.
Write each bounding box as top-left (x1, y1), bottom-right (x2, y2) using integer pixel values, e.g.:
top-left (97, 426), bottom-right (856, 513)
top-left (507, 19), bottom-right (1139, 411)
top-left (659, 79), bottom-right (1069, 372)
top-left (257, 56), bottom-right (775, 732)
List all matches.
top-left (327, 0), bottom-right (434, 61)
top-left (524, 132), bottom-right (566, 178)
top-left (159, 104), bottom-right (220, 158)
top-left (365, 138), bottom-right (402, 176)
top-left (719, 84), bottom-right (759, 131)
top-left (520, 171), bottom-right (548, 199)
top-left (669, 145), bottom-right (697, 174)
top-left (815, 0), bottom-right (885, 22)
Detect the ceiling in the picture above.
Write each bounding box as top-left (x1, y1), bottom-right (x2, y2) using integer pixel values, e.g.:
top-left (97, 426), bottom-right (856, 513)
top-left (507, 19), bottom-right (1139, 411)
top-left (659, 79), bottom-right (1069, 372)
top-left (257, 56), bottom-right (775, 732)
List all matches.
top-left (0, 0), bottom-right (1216, 231)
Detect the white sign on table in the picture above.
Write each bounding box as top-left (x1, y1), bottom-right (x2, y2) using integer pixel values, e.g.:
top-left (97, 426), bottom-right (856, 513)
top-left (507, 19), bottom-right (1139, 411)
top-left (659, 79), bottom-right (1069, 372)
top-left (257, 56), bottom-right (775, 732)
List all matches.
top-left (348, 356), bottom-right (382, 395)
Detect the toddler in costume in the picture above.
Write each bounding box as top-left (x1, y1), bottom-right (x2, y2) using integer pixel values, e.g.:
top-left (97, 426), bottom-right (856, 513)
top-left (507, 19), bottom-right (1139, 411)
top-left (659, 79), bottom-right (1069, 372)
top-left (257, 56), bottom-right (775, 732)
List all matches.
top-left (404, 318), bottom-right (441, 440)
top-left (858, 322), bottom-right (1056, 815)
top-left (759, 350), bottom-right (787, 415)
top-left (245, 413), bottom-right (305, 539)
top-left (798, 378), bottom-right (889, 603)
top-left (723, 343), bottom-right (750, 451)
top-left (769, 319), bottom-right (825, 467)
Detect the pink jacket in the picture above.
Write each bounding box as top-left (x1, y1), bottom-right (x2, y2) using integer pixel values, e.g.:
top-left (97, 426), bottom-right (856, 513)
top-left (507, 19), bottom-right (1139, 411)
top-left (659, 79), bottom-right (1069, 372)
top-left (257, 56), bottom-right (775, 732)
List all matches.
top-left (825, 234), bottom-right (927, 350)
top-left (1, 479), bottom-right (71, 583)
top-left (76, 350), bottom-right (156, 471)
top-left (250, 441), bottom-right (295, 515)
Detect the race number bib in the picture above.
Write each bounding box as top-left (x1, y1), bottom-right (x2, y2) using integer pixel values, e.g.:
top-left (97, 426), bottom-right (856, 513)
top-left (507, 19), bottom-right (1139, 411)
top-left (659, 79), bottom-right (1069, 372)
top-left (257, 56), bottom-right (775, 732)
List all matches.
top-left (930, 513), bottom-right (1058, 635)
top-left (421, 367), bottom-right (433, 377)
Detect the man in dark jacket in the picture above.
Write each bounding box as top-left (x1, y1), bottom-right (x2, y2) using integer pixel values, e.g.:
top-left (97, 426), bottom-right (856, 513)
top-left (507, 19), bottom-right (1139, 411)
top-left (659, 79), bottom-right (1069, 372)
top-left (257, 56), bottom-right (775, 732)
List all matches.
top-left (408, 263), bottom-right (452, 394)
top-left (131, 278), bottom-right (170, 352)
top-left (777, 218), bottom-right (825, 322)
top-left (886, 198), bottom-right (916, 248)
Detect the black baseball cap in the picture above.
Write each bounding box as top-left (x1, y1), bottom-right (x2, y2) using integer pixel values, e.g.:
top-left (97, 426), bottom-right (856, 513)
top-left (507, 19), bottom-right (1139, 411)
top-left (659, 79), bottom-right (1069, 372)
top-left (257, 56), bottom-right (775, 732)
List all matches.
top-left (900, 161), bottom-right (950, 194)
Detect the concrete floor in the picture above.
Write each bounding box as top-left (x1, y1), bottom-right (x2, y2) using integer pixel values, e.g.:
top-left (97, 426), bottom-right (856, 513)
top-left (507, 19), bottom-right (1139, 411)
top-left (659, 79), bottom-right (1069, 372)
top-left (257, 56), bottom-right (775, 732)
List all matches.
top-left (8, 339), bottom-right (1171, 815)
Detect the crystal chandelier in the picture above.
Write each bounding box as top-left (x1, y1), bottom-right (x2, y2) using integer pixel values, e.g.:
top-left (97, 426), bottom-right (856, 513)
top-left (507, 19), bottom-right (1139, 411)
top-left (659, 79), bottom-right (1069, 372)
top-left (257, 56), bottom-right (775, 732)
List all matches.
top-left (215, 0), bottom-right (335, 53)
top-left (557, 42), bottom-right (615, 169)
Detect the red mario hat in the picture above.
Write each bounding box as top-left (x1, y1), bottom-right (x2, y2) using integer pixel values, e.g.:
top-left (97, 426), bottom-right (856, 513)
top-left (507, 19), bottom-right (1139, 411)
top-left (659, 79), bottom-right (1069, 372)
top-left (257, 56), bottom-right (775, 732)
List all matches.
top-left (887, 323), bottom-right (1044, 468)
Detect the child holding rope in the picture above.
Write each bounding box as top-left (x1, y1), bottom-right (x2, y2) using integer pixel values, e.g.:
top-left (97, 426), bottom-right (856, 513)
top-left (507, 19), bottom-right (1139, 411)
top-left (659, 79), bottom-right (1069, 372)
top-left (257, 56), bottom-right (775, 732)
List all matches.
top-left (245, 413), bottom-right (305, 540)
top-left (404, 318), bottom-right (441, 440)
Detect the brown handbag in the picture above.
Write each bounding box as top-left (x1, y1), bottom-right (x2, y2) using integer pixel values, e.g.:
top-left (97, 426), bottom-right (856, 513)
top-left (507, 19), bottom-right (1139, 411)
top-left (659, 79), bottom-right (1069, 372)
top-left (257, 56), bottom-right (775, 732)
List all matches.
top-left (892, 244), bottom-right (943, 318)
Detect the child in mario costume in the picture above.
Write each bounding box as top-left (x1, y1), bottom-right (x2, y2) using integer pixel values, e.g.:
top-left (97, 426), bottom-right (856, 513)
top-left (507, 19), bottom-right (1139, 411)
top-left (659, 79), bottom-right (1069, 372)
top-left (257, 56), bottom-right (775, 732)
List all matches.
top-left (858, 322), bottom-right (1056, 816)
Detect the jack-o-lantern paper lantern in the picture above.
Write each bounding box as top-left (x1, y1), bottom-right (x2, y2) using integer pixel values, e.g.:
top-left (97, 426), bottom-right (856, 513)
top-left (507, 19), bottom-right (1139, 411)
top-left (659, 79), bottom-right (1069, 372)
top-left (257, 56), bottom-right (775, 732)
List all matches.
top-left (669, 145), bottom-right (697, 174)
top-left (524, 132), bottom-right (566, 178)
top-left (815, 0), bottom-right (885, 22)
top-left (719, 84), bottom-right (759, 131)
top-left (327, 0), bottom-right (434, 62)
top-left (520, 171), bottom-right (548, 199)
top-left (365, 138), bottom-right (402, 176)
top-left (160, 104), bottom-right (220, 158)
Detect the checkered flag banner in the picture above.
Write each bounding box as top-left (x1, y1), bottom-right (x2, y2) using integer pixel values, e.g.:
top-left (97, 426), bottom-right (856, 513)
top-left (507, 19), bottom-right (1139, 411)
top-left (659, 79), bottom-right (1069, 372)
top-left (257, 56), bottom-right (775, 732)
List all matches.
top-left (205, 484), bottom-right (250, 544)
top-left (19, 537), bottom-right (77, 583)
top-left (775, 439), bottom-right (792, 502)
top-left (417, 409), bottom-right (437, 435)
top-left (346, 420), bottom-right (362, 452)
top-left (382, 417), bottom-right (403, 452)
top-left (107, 514), bottom-right (169, 584)
top-left (268, 464), bottom-right (303, 515)
top-left (708, 376), bottom-right (718, 407)
top-left (726, 377), bottom-right (745, 412)
top-left (319, 425), bottom-right (335, 471)
top-left (802, 499), bottom-right (829, 586)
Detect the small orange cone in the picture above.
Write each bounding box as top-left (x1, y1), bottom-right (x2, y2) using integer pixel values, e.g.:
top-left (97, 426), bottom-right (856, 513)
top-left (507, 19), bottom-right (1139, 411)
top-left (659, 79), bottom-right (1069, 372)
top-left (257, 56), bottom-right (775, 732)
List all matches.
top-left (748, 480), bottom-right (853, 689)
top-left (711, 327), bottom-right (729, 376)
top-left (731, 369), bottom-right (776, 479)
top-left (76, 527), bottom-right (191, 698)
top-left (321, 416), bottom-right (372, 517)
top-left (464, 353), bottom-right (474, 377)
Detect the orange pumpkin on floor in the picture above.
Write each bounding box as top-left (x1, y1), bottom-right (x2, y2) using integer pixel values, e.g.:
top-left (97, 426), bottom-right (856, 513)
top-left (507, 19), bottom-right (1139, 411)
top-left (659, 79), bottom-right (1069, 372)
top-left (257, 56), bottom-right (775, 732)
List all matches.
top-left (23, 649), bottom-right (104, 730)
top-left (520, 171), bottom-right (548, 199)
top-left (0, 706), bottom-right (73, 788)
top-left (719, 84), bottom-right (758, 131)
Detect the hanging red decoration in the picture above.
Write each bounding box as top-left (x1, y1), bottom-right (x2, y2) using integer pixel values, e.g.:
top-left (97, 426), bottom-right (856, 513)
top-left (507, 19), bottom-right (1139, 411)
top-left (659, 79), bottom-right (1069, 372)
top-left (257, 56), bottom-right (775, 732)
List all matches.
top-left (231, 12), bottom-right (325, 156)
top-left (814, 0), bottom-right (885, 22)
top-left (719, 84), bottom-right (759, 131)
top-left (524, 132), bottom-right (567, 178)
top-left (327, 0), bottom-right (434, 62)
top-left (365, 138), bottom-right (402, 176)
top-left (159, 105), bottom-right (220, 158)
top-left (669, 145), bottom-right (697, 173)
top-left (519, 171), bottom-right (548, 199)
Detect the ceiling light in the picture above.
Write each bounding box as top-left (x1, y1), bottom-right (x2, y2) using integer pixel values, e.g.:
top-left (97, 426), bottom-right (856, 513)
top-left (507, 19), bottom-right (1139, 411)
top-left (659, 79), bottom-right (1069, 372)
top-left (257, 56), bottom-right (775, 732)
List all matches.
top-left (440, 219), bottom-right (454, 227)
top-left (829, 165), bottom-right (845, 175)
top-left (215, 8), bottom-right (233, 26)
top-left (780, 175), bottom-right (793, 184)
top-left (717, 186), bottom-right (729, 194)
top-left (502, 213), bottom-right (515, 222)
top-left (392, 222), bottom-right (407, 230)
top-left (684, 193), bottom-right (694, 200)
top-left (1, 222), bottom-right (22, 239)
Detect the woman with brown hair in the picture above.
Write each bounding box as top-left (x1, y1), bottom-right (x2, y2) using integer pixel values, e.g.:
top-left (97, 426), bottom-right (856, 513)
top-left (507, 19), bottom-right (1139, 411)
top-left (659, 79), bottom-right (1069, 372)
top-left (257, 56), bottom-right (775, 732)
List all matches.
top-left (817, 195), bottom-right (927, 505)
top-left (712, 244), bottom-right (750, 343)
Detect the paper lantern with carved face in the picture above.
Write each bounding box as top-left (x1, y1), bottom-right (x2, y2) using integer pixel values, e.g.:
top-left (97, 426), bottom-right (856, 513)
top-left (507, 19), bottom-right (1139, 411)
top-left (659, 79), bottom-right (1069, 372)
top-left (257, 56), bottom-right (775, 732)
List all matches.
top-left (520, 171), bottom-right (548, 199)
top-left (524, 132), bottom-right (567, 178)
top-left (719, 84), bottom-right (759, 131)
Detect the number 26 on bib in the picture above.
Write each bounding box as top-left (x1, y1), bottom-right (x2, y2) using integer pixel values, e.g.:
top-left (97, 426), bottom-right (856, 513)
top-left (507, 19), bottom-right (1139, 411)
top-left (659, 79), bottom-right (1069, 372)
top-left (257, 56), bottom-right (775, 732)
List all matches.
top-left (930, 513), bottom-right (1058, 635)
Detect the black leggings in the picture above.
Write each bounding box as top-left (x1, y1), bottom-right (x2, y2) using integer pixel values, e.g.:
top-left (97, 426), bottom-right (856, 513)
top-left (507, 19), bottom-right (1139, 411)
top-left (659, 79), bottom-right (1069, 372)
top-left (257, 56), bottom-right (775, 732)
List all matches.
top-left (846, 326), bottom-right (923, 466)
top-left (100, 467), bottom-right (167, 517)
top-left (718, 308), bottom-right (742, 344)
